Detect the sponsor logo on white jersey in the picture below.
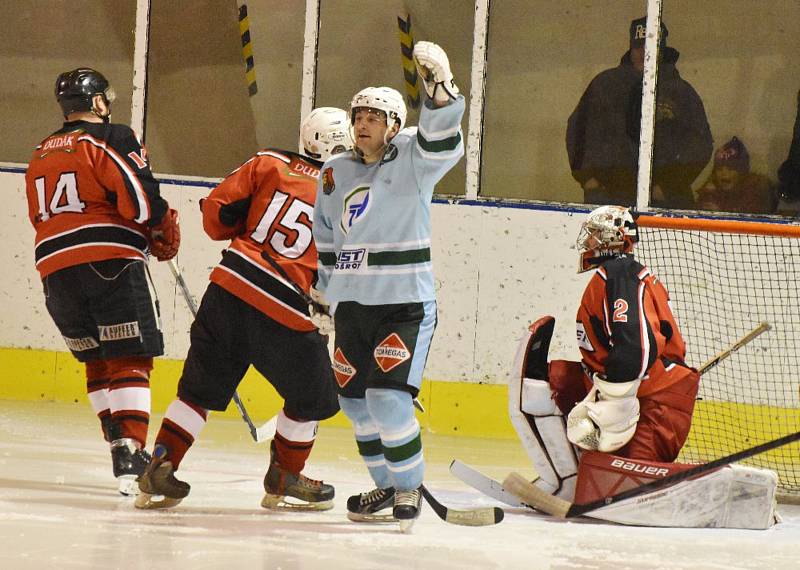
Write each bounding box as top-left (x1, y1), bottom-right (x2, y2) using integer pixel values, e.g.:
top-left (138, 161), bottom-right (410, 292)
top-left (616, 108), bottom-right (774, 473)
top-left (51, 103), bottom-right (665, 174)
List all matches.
top-left (374, 332), bottom-right (411, 373)
top-left (333, 347), bottom-right (357, 388)
top-left (576, 322), bottom-right (594, 352)
top-left (335, 248), bottom-right (366, 271)
top-left (340, 186), bottom-right (371, 234)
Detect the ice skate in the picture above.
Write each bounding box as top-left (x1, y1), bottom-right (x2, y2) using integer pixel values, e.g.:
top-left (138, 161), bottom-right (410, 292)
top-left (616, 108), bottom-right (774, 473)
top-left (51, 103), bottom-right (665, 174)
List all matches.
top-left (134, 446), bottom-right (190, 509)
top-left (261, 445), bottom-right (334, 511)
top-left (393, 487), bottom-right (422, 533)
top-left (110, 437), bottom-right (151, 496)
top-left (346, 487), bottom-right (396, 523)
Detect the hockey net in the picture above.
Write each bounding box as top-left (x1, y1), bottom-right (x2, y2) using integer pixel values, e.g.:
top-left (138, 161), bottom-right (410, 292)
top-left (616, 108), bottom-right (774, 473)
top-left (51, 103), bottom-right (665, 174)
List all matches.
top-left (636, 215), bottom-right (800, 502)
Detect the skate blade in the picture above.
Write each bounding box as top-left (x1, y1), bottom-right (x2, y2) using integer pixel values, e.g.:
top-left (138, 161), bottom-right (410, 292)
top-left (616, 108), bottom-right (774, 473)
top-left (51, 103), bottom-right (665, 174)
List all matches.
top-left (399, 517), bottom-right (418, 534)
top-left (261, 493), bottom-right (333, 512)
top-left (117, 475), bottom-right (140, 496)
top-left (134, 492), bottom-right (183, 510)
top-left (346, 511), bottom-right (398, 523)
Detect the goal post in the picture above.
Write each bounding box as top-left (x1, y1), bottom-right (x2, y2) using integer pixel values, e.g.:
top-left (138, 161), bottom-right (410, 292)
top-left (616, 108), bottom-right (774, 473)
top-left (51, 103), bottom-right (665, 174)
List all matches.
top-left (635, 214), bottom-right (800, 502)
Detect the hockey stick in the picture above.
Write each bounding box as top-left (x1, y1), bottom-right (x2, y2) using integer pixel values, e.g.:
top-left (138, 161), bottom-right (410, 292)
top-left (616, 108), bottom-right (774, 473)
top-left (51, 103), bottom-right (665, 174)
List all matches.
top-left (697, 321), bottom-right (771, 375)
top-left (259, 251), bottom-right (426, 413)
top-left (449, 460), bottom-right (529, 509)
top-left (420, 485), bottom-right (504, 526)
top-left (503, 429), bottom-right (800, 519)
top-left (167, 259), bottom-right (276, 443)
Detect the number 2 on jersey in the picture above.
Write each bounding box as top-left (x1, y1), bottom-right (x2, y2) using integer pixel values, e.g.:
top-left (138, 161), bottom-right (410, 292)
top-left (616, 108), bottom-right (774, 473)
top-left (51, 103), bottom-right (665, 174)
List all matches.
top-left (250, 190), bottom-right (314, 259)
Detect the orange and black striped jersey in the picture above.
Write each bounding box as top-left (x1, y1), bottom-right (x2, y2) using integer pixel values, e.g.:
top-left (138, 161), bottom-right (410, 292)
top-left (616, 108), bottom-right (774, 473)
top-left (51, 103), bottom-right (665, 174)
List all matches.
top-left (25, 121), bottom-right (169, 279)
top-left (577, 255), bottom-right (693, 396)
top-left (202, 149), bottom-right (322, 332)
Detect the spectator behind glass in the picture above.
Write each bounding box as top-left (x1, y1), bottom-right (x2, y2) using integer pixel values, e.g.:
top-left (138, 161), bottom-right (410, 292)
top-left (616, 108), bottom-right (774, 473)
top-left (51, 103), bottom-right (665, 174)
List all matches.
top-left (567, 16), bottom-right (713, 209)
top-left (696, 137), bottom-right (776, 215)
top-left (777, 89), bottom-right (800, 210)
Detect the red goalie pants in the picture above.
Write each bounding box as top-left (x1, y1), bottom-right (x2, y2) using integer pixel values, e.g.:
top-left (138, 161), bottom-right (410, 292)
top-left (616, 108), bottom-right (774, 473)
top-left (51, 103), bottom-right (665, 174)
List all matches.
top-left (549, 360), bottom-right (700, 463)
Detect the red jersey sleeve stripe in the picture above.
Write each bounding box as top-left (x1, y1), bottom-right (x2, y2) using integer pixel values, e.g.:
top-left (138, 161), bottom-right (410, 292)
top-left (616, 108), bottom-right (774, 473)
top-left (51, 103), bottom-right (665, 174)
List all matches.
top-left (78, 133), bottom-right (151, 223)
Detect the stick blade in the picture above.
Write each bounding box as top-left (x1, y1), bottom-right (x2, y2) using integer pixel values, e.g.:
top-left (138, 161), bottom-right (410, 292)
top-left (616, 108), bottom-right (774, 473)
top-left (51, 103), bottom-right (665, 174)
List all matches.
top-left (501, 472), bottom-right (572, 518)
top-left (420, 485), bottom-right (503, 527)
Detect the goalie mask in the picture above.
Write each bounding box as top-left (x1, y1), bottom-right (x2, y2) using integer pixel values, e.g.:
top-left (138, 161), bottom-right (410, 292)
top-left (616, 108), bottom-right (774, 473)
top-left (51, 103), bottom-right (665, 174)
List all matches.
top-left (576, 205), bottom-right (638, 273)
top-left (55, 68), bottom-right (116, 120)
top-left (299, 107), bottom-right (353, 162)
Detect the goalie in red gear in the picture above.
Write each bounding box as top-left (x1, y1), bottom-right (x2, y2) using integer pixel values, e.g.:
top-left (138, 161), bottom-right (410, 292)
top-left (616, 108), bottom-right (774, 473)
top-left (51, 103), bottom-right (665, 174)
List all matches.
top-left (508, 206), bottom-right (778, 528)
top-left (24, 67), bottom-right (178, 495)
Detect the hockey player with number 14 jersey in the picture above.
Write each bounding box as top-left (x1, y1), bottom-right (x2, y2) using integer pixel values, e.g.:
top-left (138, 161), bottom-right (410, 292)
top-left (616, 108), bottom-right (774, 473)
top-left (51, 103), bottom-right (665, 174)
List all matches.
top-left (313, 41), bottom-right (465, 532)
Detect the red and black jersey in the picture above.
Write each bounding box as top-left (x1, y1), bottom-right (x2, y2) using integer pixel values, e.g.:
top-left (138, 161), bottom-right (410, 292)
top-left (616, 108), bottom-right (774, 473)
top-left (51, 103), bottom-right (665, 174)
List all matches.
top-left (576, 255), bottom-right (694, 396)
top-left (25, 121), bottom-right (169, 279)
top-left (202, 149), bottom-right (322, 332)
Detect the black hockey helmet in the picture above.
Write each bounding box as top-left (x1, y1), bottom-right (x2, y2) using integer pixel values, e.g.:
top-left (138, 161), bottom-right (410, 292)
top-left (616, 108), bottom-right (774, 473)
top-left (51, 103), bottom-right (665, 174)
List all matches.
top-left (55, 68), bottom-right (116, 117)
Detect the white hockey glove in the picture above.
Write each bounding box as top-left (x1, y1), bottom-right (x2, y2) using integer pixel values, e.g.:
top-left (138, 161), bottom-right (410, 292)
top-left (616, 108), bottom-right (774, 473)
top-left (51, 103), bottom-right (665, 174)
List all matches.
top-left (567, 375), bottom-right (641, 453)
top-left (413, 41), bottom-right (459, 105)
top-left (309, 287), bottom-right (334, 336)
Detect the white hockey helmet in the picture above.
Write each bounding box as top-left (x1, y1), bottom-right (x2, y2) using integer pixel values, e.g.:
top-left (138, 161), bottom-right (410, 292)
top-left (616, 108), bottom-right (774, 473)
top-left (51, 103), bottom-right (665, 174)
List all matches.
top-left (350, 86), bottom-right (407, 131)
top-left (299, 107), bottom-right (353, 162)
top-left (576, 205), bottom-right (639, 273)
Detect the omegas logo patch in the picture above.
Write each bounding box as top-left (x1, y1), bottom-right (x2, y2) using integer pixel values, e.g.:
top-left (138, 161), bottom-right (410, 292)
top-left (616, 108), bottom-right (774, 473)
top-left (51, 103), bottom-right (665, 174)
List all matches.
top-left (374, 333), bottom-right (411, 373)
top-left (340, 186), bottom-right (371, 234)
top-left (333, 347), bottom-right (357, 388)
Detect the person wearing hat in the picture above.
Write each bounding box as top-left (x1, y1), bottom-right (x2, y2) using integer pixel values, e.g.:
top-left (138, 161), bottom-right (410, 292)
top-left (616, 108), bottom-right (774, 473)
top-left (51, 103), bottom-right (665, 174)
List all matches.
top-left (566, 16), bottom-right (713, 209)
top-left (697, 136), bottom-right (776, 214)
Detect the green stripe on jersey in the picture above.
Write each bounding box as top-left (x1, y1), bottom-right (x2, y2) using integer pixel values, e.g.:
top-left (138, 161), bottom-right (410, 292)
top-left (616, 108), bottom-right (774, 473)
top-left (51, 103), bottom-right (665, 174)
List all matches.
top-left (416, 130), bottom-right (461, 153)
top-left (368, 248), bottom-right (430, 266)
top-left (319, 251), bottom-right (337, 266)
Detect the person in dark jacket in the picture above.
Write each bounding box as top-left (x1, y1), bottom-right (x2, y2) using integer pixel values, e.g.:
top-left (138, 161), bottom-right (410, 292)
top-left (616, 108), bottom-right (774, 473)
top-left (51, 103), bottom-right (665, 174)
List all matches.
top-left (566, 17), bottom-right (712, 209)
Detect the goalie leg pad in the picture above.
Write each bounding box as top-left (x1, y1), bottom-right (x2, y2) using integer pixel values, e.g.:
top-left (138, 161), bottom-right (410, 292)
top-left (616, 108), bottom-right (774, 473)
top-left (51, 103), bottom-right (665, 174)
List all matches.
top-left (512, 378), bottom-right (579, 499)
top-left (577, 453), bottom-right (778, 529)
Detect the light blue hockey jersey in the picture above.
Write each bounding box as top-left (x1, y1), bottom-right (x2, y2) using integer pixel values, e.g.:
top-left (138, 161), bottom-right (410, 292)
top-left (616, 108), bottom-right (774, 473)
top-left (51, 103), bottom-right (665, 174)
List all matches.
top-left (313, 95), bottom-right (465, 305)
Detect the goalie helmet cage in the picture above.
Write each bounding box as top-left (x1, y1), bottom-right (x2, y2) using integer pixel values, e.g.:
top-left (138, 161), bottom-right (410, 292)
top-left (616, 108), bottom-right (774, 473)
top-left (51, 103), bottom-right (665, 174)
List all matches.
top-left (635, 215), bottom-right (800, 503)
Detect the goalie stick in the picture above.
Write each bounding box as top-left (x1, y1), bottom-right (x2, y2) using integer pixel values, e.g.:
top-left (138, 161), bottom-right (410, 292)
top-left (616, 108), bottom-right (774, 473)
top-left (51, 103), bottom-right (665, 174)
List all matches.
top-left (449, 460), bottom-right (529, 509)
top-left (503, 429), bottom-right (800, 519)
top-left (420, 485), bottom-right (504, 526)
top-left (697, 321), bottom-right (771, 375)
top-left (167, 259), bottom-right (276, 443)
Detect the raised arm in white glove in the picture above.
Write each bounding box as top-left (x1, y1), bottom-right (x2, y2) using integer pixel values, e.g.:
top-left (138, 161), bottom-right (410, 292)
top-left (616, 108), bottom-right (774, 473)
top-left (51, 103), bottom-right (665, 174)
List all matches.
top-left (566, 375), bottom-right (641, 453)
top-left (412, 40), bottom-right (459, 106)
top-left (309, 287), bottom-right (334, 336)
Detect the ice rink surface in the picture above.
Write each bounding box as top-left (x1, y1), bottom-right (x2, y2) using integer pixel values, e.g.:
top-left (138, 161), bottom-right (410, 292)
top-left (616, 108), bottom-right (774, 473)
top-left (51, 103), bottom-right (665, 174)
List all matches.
top-left (1, 401), bottom-right (798, 570)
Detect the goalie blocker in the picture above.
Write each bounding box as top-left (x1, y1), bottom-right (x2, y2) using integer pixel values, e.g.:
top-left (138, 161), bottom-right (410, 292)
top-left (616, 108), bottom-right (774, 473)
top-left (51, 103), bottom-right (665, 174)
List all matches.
top-left (509, 315), bottom-right (779, 528)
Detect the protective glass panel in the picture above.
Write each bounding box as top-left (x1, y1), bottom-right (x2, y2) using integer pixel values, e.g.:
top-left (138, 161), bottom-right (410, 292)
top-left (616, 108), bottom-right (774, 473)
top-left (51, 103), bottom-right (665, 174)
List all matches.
top-left (481, 0), bottom-right (645, 202)
top-left (0, 0), bottom-right (136, 164)
top-left (316, 0), bottom-right (471, 196)
top-left (661, 1), bottom-right (800, 215)
top-left (146, 1), bottom-right (305, 178)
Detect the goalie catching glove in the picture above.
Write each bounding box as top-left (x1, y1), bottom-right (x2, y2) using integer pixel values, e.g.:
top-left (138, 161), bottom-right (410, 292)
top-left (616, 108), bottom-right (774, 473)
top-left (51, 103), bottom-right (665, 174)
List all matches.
top-left (309, 287), bottom-right (333, 336)
top-left (567, 375), bottom-right (641, 453)
top-left (412, 41), bottom-right (459, 105)
top-left (148, 208), bottom-right (180, 261)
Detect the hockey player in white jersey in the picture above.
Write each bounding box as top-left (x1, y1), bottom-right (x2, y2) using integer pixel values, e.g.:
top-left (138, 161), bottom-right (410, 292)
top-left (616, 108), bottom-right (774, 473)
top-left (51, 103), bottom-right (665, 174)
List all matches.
top-left (313, 41), bottom-right (465, 532)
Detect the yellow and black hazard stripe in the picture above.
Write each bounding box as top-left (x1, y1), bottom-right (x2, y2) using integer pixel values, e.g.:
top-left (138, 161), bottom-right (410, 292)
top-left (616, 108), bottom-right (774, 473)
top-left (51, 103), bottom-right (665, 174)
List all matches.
top-left (397, 13), bottom-right (420, 109)
top-left (238, 2), bottom-right (258, 96)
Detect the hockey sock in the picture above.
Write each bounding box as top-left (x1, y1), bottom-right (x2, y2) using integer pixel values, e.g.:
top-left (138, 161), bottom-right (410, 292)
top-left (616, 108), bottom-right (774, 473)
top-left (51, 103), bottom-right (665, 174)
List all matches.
top-left (339, 395), bottom-right (392, 489)
top-left (107, 356), bottom-right (152, 447)
top-left (272, 410), bottom-right (317, 474)
top-left (365, 388), bottom-right (424, 491)
top-left (85, 360), bottom-right (113, 441)
top-left (154, 398), bottom-right (209, 469)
